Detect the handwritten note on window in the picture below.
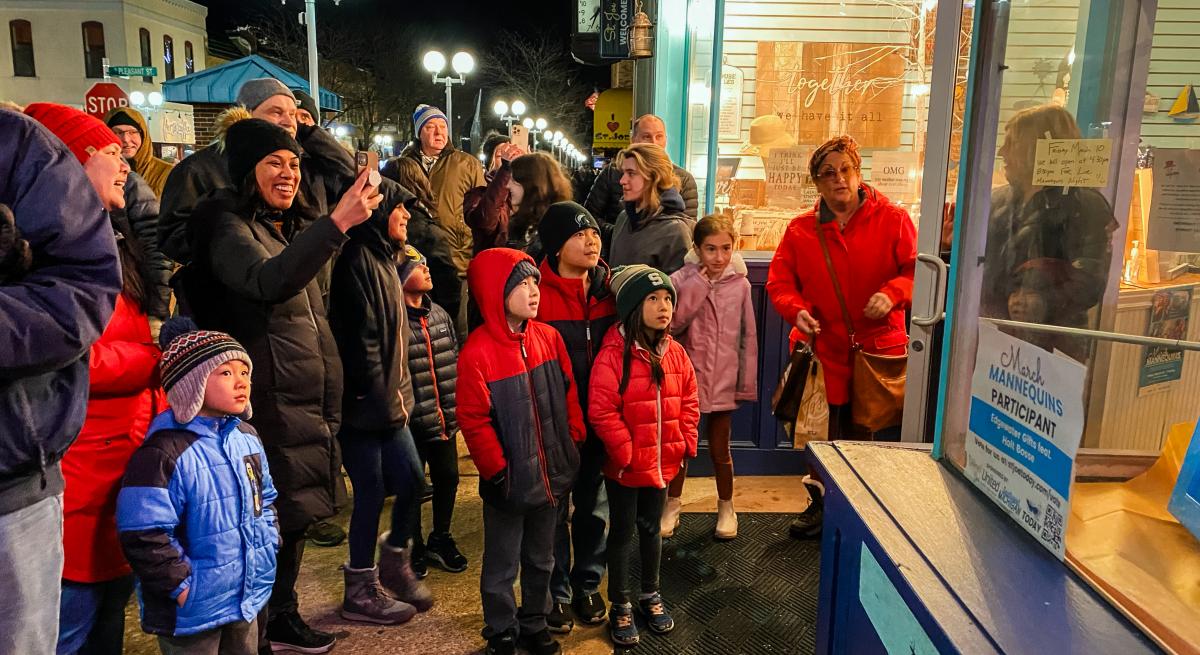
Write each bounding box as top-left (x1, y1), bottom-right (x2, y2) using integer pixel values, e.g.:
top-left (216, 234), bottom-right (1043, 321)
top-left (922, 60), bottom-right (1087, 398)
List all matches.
top-left (1033, 138), bottom-right (1112, 188)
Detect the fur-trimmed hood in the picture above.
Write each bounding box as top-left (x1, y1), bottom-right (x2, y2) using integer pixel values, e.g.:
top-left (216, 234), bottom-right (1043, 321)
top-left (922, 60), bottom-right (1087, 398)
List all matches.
top-left (213, 106), bottom-right (254, 150)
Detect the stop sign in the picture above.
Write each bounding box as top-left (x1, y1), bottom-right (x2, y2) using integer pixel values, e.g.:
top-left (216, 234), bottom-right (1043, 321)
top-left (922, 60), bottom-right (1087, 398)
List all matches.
top-left (84, 82), bottom-right (128, 119)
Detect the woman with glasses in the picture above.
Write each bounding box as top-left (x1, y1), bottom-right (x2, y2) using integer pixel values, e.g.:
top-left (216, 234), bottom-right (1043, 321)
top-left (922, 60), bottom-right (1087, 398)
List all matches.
top-left (766, 135), bottom-right (916, 538)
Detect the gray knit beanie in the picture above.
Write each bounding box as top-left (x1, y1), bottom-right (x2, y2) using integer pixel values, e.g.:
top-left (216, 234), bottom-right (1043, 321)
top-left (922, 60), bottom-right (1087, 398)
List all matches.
top-left (236, 78), bottom-right (296, 111)
top-left (504, 259), bottom-right (541, 301)
top-left (158, 318), bottom-right (253, 423)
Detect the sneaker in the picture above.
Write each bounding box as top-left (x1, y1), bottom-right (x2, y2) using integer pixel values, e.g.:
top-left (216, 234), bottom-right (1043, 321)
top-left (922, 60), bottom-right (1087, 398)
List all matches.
top-left (547, 601), bottom-right (573, 634)
top-left (485, 634), bottom-right (516, 655)
top-left (517, 629), bottom-right (562, 655)
top-left (573, 591), bottom-right (607, 625)
top-left (266, 611), bottom-right (336, 654)
top-left (305, 520), bottom-right (346, 548)
top-left (608, 603), bottom-right (639, 646)
top-left (410, 540), bottom-right (429, 580)
top-left (789, 479), bottom-right (825, 539)
top-left (638, 592), bottom-right (675, 634)
top-left (425, 531), bottom-right (468, 573)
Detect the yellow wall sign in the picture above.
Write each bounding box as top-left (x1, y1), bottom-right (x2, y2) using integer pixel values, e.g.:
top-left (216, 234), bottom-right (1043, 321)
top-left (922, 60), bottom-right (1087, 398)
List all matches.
top-left (593, 88), bottom-right (633, 149)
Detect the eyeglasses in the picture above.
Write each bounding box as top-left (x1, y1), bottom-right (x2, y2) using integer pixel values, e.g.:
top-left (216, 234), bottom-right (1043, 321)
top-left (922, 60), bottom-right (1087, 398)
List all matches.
top-left (816, 164), bottom-right (859, 182)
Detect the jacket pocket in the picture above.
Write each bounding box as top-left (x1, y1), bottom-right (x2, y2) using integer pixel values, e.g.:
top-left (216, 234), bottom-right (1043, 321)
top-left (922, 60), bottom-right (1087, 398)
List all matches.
top-left (862, 328), bottom-right (908, 355)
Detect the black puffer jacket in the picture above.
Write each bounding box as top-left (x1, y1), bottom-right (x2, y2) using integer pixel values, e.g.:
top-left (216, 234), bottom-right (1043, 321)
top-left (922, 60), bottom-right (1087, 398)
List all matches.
top-left (120, 171), bottom-right (171, 319)
top-left (186, 189), bottom-right (347, 532)
top-left (405, 296), bottom-right (458, 443)
top-left (328, 182), bottom-right (417, 431)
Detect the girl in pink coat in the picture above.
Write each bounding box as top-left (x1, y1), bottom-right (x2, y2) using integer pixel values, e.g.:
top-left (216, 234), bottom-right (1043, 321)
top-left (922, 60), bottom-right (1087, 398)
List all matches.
top-left (664, 215), bottom-right (758, 540)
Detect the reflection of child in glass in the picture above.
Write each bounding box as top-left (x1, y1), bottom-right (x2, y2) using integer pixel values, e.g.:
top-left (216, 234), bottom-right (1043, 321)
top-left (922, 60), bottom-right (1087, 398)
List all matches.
top-left (982, 104), bottom-right (1118, 362)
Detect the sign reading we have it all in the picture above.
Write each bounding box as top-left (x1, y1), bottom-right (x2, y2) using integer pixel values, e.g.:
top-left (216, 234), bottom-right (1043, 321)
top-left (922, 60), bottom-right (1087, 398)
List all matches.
top-left (965, 324), bottom-right (1087, 559)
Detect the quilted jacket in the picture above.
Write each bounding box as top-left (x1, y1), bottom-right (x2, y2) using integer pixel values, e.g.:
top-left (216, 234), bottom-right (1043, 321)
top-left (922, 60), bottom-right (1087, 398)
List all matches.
top-left (457, 248), bottom-right (585, 511)
top-left (535, 258), bottom-right (618, 417)
top-left (405, 296), bottom-right (459, 443)
top-left (589, 325), bottom-right (700, 489)
top-left (117, 411), bottom-right (279, 637)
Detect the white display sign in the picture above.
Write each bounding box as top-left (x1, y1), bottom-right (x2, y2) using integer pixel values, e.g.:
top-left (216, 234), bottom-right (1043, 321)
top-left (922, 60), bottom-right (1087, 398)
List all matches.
top-left (1147, 148), bottom-right (1200, 253)
top-left (870, 151), bottom-right (919, 202)
top-left (718, 65), bottom-right (744, 141)
top-left (965, 324), bottom-right (1087, 559)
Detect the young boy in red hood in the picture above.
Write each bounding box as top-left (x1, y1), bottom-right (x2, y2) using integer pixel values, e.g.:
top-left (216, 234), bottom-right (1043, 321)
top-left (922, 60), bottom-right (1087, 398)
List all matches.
top-left (457, 248), bottom-right (586, 655)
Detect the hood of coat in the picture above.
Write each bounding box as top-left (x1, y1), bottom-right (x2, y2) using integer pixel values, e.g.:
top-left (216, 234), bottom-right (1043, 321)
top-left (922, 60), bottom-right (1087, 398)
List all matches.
top-left (213, 106), bottom-right (255, 152)
top-left (538, 256), bottom-right (613, 303)
top-left (625, 187), bottom-right (686, 228)
top-left (104, 106), bottom-right (154, 170)
top-left (401, 140), bottom-right (457, 163)
top-left (468, 247), bottom-right (538, 343)
top-left (148, 407), bottom-right (246, 439)
top-left (404, 293), bottom-right (432, 320)
top-left (347, 178), bottom-right (414, 258)
top-left (681, 249), bottom-right (747, 282)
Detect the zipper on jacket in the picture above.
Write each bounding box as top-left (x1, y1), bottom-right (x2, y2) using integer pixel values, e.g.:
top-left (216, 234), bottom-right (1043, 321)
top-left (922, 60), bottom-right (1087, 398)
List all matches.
top-left (421, 317), bottom-right (449, 440)
top-left (520, 338), bottom-right (556, 506)
top-left (656, 382), bottom-right (664, 489)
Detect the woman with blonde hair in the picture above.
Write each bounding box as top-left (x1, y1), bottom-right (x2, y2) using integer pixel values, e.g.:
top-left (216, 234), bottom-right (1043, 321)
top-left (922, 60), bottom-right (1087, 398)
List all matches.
top-left (610, 143), bottom-right (692, 274)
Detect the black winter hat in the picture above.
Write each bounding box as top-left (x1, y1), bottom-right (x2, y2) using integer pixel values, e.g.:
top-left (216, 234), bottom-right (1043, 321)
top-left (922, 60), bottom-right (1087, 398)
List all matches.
top-left (224, 118), bottom-right (302, 186)
top-left (538, 201), bottom-right (601, 270)
top-left (294, 90), bottom-right (319, 122)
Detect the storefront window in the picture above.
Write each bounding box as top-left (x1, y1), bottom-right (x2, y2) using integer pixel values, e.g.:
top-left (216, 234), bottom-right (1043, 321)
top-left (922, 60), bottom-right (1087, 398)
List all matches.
top-left (935, 0), bottom-right (1200, 648)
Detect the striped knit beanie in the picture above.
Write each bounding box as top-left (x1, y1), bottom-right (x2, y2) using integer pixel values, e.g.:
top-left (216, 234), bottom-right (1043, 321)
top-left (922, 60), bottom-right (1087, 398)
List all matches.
top-left (158, 317), bottom-right (253, 422)
top-left (611, 264), bottom-right (676, 322)
top-left (413, 104), bottom-right (448, 135)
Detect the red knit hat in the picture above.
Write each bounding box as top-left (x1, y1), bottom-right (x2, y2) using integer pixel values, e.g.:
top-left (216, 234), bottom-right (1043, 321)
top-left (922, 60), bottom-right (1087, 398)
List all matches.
top-left (24, 103), bottom-right (120, 164)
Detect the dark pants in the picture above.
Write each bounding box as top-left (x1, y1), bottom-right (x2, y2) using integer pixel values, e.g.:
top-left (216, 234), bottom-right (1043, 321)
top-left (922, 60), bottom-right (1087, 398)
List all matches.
top-left (57, 575), bottom-right (134, 655)
top-left (412, 437), bottom-right (460, 541)
top-left (157, 618), bottom-right (257, 655)
top-left (550, 436), bottom-right (608, 602)
top-left (268, 530), bottom-right (306, 621)
top-left (480, 499), bottom-right (557, 640)
top-left (340, 426), bottom-right (424, 569)
top-left (605, 481), bottom-right (667, 606)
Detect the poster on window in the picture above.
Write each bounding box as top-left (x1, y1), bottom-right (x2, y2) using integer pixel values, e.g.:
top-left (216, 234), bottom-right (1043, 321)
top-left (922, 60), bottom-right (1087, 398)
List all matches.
top-left (965, 324), bottom-right (1087, 560)
top-left (755, 41), bottom-right (905, 149)
top-left (719, 65), bottom-right (744, 141)
top-left (1147, 149), bottom-right (1200, 253)
top-left (1139, 287), bottom-right (1193, 391)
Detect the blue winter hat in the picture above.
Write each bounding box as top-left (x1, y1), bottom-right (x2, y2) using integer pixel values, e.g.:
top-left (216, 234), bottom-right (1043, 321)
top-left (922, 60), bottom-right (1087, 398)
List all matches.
top-left (413, 104), bottom-right (448, 135)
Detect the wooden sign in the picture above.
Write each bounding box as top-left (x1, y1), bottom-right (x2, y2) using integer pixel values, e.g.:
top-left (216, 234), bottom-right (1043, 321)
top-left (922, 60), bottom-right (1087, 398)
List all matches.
top-left (755, 41), bottom-right (905, 148)
top-left (765, 146), bottom-right (816, 209)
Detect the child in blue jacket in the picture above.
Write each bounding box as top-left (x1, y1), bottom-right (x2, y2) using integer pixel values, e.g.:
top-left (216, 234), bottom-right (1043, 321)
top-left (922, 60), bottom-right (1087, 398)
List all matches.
top-left (117, 319), bottom-right (278, 654)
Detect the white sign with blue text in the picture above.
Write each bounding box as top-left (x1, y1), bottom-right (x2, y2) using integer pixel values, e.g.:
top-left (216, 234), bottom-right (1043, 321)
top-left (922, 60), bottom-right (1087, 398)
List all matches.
top-left (965, 324), bottom-right (1086, 559)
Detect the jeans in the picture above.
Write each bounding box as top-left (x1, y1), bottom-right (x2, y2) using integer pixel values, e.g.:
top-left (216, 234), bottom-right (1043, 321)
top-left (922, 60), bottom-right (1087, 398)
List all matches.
top-left (412, 437), bottom-right (460, 541)
top-left (605, 482), bottom-right (666, 605)
top-left (157, 618), bottom-right (258, 655)
top-left (339, 426), bottom-right (423, 569)
top-left (0, 494), bottom-right (64, 655)
top-left (57, 576), bottom-right (134, 655)
top-left (480, 499), bottom-right (557, 640)
top-left (550, 436), bottom-right (608, 602)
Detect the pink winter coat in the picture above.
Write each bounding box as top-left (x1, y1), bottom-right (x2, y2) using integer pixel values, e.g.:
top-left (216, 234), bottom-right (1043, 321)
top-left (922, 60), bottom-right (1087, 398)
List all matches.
top-left (669, 251), bottom-right (758, 413)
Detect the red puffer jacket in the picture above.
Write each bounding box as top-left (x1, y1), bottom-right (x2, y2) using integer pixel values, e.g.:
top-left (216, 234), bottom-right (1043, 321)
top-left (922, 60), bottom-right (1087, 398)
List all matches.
top-left (589, 325), bottom-right (700, 489)
top-left (62, 294), bottom-right (165, 582)
top-left (766, 184), bottom-right (916, 405)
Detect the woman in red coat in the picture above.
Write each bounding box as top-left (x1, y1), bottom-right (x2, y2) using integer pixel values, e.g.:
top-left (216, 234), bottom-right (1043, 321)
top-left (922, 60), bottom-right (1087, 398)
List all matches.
top-left (765, 135), bottom-right (916, 538)
top-left (58, 216), bottom-right (165, 653)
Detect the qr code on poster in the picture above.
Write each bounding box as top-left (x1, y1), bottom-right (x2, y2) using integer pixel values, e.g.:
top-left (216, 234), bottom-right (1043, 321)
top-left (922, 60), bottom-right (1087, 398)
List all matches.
top-left (1041, 504), bottom-right (1064, 549)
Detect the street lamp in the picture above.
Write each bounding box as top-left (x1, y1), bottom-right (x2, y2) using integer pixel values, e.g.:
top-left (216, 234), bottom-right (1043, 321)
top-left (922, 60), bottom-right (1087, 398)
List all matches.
top-left (535, 117), bottom-right (548, 131)
top-left (423, 49), bottom-right (474, 140)
top-left (493, 99), bottom-right (526, 129)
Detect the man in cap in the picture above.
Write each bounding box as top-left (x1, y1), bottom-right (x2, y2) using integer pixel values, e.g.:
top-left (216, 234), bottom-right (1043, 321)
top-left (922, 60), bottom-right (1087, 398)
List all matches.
top-left (584, 113), bottom-right (698, 227)
top-left (158, 77), bottom-right (356, 266)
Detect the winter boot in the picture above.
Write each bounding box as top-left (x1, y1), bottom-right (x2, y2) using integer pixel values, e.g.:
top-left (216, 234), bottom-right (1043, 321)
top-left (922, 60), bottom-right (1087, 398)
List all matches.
top-left (789, 476), bottom-right (825, 539)
top-left (341, 565), bottom-right (417, 625)
top-left (661, 497), bottom-right (683, 538)
top-left (715, 499), bottom-right (738, 540)
top-left (377, 532), bottom-right (435, 612)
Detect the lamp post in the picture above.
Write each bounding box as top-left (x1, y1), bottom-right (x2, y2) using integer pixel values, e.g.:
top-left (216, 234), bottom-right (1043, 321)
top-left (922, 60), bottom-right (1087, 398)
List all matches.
top-left (552, 131), bottom-right (564, 164)
top-left (523, 118), bottom-right (540, 149)
top-left (542, 129), bottom-right (553, 153)
top-left (423, 50), bottom-right (474, 141)
top-left (493, 99), bottom-right (525, 129)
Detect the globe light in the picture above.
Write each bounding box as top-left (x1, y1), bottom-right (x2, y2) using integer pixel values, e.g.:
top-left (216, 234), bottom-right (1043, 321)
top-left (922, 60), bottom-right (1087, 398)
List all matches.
top-left (334, 125), bottom-right (348, 138)
top-left (553, 131), bottom-right (563, 144)
top-left (451, 52), bottom-right (475, 75)
top-left (522, 118), bottom-right (534, 129)
top-left (382, 135), bottom-right (393, 145)
top-left (423, 51), bottom-right (446, 74)
top-left (373, 134), bottom-right (382, 145)
top-left (493, 100), bottom-right (509, 117)
top-left (148, 91), bottom-right (163, 106)
top-left (129, 91), bottom-right (146, 106)
top-left (543, 129), bottom-right (553, 141)
top-left (535, 117), bottom-right (547, 131)
top-left (511, 100), bottom-right (526, 116)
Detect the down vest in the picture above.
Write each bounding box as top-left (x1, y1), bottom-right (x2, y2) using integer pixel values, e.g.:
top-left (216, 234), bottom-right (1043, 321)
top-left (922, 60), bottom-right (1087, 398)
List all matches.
top-left (117, 411), bottom-right (278, 637)
top-left (405, 297), bottom-right (459, 443)
top-left (457, 248), bottom-right (586, 511)
top-left (589, 325), bottom-right (700, 489)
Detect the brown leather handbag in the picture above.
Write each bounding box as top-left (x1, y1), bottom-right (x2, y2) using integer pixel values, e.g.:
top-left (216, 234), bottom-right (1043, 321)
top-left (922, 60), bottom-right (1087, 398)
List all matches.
top-left (815, 222), bottom-right (907, 433)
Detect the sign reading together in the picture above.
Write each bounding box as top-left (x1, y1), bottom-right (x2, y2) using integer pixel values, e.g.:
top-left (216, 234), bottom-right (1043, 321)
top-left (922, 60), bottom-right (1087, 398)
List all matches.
top-left (755, 41), bottom-right (905, 148)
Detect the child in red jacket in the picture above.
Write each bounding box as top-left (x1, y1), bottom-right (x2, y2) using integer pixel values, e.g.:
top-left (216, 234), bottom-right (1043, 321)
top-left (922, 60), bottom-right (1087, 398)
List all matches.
top-left (588, 265), bottom-right (700, 648)
top-left (457, 248), bottom-right (587, 655)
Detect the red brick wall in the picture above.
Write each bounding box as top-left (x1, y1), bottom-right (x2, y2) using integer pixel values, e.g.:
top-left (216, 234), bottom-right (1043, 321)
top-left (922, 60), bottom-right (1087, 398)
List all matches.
top-left (192, 103), bottom-right (230, 146)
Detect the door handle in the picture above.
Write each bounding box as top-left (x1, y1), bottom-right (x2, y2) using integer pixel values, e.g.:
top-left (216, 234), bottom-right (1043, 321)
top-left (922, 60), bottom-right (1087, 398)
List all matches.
top-left (911, 253), bottom-right (948, 327)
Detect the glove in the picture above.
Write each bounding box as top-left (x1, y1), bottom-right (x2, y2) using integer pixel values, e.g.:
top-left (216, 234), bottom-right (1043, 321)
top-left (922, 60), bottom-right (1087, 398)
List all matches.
top-left (0, 204), bottom-right (33, 284)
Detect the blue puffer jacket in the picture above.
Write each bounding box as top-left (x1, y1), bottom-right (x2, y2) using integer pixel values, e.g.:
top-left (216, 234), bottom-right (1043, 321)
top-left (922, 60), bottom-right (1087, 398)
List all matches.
top-left (117, 410), bottom-right (279, 636)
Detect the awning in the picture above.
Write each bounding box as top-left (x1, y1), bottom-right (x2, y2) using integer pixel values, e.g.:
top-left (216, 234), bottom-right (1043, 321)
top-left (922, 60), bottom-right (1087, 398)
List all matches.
top-left (162, 54), bottom-right (342, 112)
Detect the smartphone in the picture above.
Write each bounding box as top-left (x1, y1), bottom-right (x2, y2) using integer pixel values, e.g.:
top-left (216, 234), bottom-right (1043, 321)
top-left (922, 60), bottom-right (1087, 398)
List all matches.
top-left (508, 125), bottom-right (530, 155)
top-left (356, 150), bottom-right (381, 187)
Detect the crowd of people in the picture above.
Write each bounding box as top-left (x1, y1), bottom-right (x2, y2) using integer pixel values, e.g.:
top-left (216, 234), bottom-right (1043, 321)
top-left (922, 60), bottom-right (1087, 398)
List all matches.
top-left (2, 74), bottom-right (963, 655)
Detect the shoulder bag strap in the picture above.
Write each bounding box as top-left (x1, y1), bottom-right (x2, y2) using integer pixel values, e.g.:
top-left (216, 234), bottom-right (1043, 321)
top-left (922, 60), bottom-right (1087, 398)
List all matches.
top-left (814, 218), bottom-right (859, 350)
